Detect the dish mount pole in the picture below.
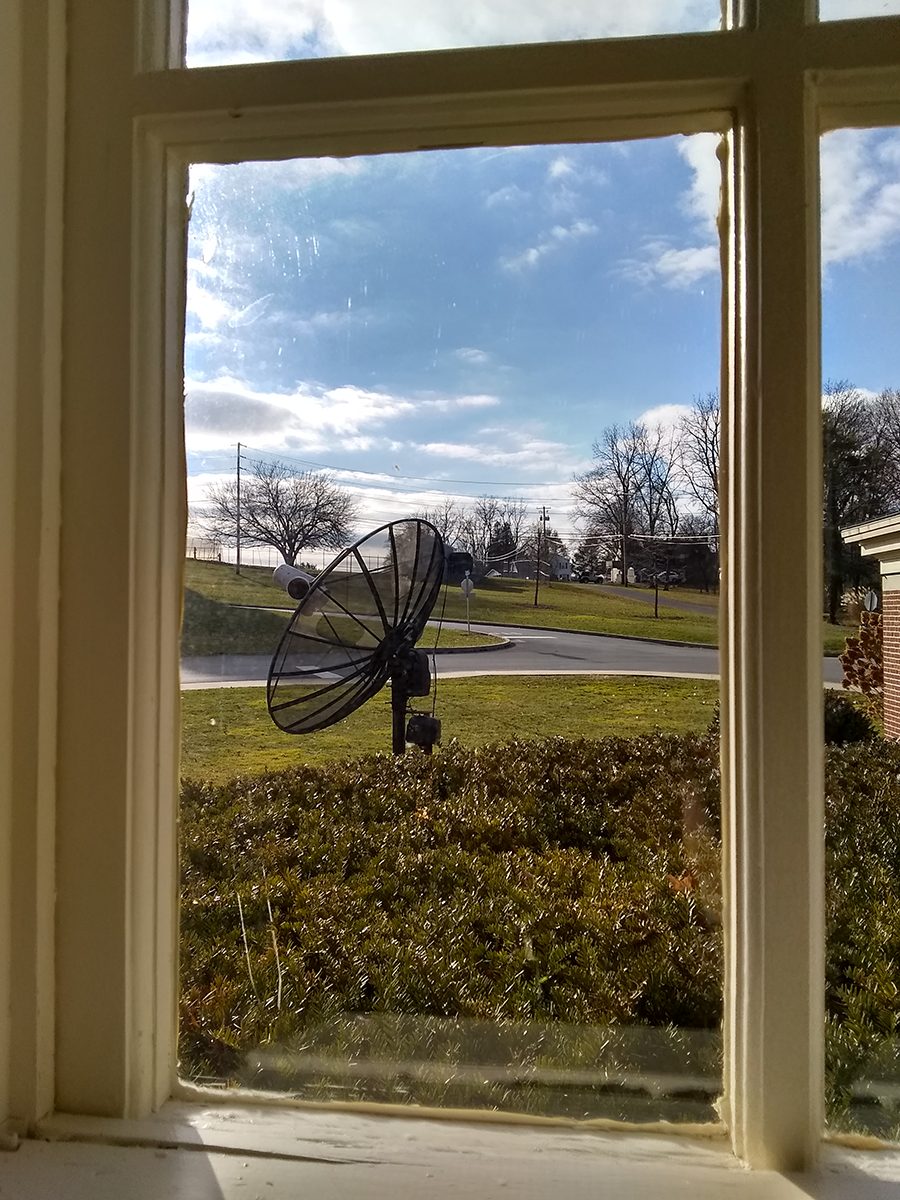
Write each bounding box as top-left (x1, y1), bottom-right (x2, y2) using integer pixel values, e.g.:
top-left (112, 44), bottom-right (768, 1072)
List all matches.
top-left (391, 670), bottom-right (408, 755)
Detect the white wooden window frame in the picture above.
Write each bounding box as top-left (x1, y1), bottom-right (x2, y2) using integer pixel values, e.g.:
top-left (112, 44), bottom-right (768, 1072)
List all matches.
top-left (3, 0), bottom-right (900, 1176)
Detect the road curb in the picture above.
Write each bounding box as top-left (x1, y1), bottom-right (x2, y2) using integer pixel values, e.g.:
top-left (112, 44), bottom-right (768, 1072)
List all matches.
top-left (430, 638), bottom-right (513, 656)
top-left (440, 618), bottom-right (717, 652)
top-left (225, 604), bottom-right (512, 655)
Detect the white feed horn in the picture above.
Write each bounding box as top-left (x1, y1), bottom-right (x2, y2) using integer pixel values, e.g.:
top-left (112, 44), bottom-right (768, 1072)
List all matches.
top-left (273, 563), bottom-right (316, 601)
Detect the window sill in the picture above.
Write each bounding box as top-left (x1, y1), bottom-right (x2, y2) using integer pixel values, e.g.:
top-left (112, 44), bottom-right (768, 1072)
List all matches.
top-left (0, 1102), bottom-right (895, 1198)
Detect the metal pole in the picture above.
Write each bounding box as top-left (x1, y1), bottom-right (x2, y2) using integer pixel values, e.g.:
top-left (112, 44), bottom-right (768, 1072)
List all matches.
top-left (533, 517), bottom-right (541, 606)
top-left (391, 673), bottom-right (406, 755)
top-left (533, 506), bottom-right (548, 606)
top-left (235, 442), bottom-right (242, 576)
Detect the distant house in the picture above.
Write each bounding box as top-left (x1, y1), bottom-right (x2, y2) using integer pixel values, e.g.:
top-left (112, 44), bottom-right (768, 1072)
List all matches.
top-left (842, 514), bottom-right (900, 738)
top-left (549, 550), bottom-right (572, 581)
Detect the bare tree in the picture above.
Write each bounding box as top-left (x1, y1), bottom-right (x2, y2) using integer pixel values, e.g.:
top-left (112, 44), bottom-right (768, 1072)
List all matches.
top-left (678, 392), bottom-right (720, 534)
top-left (498, 497), bottom-right (529, 551)
top-left (573, 423), bottom-right (644, 584)
top-left (876, 387), bottom-right (900, 469)
top-left (823, 381), bottom-right (900, 623)
top-left (456, 496), bottom-right (531, 564)
top-left (202, 458), bottom-right (358, 566)
top-left (634, 423), bottom-right (681, 538)
top-left (416, 498), bottom-right (464, 546)
top-left (458, 496), bottom-right (502, 563)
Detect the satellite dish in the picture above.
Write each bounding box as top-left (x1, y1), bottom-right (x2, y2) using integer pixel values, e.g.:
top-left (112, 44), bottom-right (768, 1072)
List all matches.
top-left (267, 520), bottom-right (446, 754)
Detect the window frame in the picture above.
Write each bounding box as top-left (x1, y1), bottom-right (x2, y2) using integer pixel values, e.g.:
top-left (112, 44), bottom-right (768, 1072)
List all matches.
top-left (6, 0), bottom-right (900, 1173)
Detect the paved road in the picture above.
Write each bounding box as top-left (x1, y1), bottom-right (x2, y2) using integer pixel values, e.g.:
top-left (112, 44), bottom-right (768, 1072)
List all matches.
top-left (181, 620), bottom-right (845, 688)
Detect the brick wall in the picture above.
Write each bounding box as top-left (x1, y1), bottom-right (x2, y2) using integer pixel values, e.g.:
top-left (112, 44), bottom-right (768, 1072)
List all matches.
top-left (883, 590), bottom-right (900, 739)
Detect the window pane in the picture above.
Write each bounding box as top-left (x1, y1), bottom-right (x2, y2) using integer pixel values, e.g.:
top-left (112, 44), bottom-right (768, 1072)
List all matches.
top-left (820, 126), bottom-right (900, 1139)
top-left (185, 1), bottom-right (722, 68)
top-left (819, 1), bottom-right (900, 19)
top-left (180, 139), bottom-right (725, 1124)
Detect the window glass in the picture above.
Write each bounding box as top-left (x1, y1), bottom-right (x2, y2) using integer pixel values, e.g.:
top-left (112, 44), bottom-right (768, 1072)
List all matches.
top-left (820, 126), bottom-right (900, 1139)
top-left (185, 1), bottom-right (722, 69)
top-left (179, 139), bottom-right (725, 1123)
top-left (819, 1), bottom-right (900, 19)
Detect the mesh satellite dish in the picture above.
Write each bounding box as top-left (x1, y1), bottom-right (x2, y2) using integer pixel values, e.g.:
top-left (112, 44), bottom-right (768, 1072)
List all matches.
top-left (267, 520), bottom-right (446, 754)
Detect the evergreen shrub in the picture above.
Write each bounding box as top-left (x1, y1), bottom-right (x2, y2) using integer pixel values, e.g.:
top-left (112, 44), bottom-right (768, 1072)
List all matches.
top-left (179, 729), bottom-right (900, 1127)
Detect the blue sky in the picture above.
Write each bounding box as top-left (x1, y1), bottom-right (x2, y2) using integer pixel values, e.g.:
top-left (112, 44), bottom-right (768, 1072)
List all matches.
top-left (184, 0), bottom-right (720, 65)
top-left (183, 0), bottom-right (900, 67)
top-left (182, 7), bottom-right (900, 545)
top-left (185, 137), bottom-right (724, 535)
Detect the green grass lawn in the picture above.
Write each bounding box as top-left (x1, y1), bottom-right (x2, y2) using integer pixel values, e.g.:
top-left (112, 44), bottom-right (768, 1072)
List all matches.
top-left (180, 675), bottom-right (720, 783)
top-left (184, 559), bottom-right (285, 605)
top-left (180, 589), bottom-right (502, 656)
top-left (183, 559), bottom-right (854, 657)
top-left (438, 578), bottom-right (719, 643)
top-left (823, 623), bottom-right (853, 657)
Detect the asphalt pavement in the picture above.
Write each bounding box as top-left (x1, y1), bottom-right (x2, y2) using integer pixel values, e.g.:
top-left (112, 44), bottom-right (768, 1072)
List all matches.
top-left (181, 620), bottom-right (845, 689)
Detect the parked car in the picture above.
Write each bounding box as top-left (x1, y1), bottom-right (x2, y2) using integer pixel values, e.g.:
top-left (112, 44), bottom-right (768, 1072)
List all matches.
top-left (652, 570), bottom-right (684, 585)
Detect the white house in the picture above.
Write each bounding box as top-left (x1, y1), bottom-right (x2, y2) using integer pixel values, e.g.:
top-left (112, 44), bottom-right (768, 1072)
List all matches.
top-left (842, 514), bottom-right (900, 740)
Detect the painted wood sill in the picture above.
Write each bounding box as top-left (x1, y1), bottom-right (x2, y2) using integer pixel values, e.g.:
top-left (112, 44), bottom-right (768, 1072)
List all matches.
top-left (0, 1102), bottom-right (896, 1198)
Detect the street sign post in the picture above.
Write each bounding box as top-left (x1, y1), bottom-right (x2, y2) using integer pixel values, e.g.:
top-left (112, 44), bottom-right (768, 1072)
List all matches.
top-left (460, 573), bottom-right (475, 632)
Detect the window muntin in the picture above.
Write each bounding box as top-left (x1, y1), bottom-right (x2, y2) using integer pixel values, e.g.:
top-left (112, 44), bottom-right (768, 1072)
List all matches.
top-left (184, 0), bottom-right (723, 69)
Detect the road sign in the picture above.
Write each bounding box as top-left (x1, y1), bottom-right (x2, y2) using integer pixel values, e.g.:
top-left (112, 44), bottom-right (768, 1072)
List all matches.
top-left (460, 574), bottom-right (475, 632)
top-left (864, 590), bottom-right (879, 611)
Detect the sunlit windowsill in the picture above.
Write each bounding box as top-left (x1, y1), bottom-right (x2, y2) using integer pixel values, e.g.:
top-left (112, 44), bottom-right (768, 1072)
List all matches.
top-left (0, 1099), bottom-right (897, 1198)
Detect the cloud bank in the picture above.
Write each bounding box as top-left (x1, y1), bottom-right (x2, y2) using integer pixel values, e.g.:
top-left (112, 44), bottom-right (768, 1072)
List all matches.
top-left (186, 0), bottom-right (720, 66)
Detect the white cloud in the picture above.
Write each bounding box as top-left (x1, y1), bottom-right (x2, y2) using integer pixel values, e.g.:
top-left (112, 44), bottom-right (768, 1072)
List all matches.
top-left (185, 378), bottom-right (413, 454)
top-left (819, 0), bottom-right (900, 15)
top-left (415, 431), bottom-right (575, 473)
top-left (677, 132), bottom-right (722, 236)
top-left (619, 241), bottom-right (719, 289)
top-left (821, 129), bottom-right (900, 266)
top-left (421, 394), bottom-right (501, 412)
top-left (501, 219), bottom-right (598, 272)
top-left (625, 127), bottom-right (900, 291)
top-left (648, 244), bottom-right (719, 288)
top-left (186, 274), bottom-right (238, 330)
top-left (190, 156), bottom-right (361, 194)
top-left (549, 156), bottom-right (575, 180)
top-left (186, 0), bottom-right (721, 66)
top-left (485, 185), bottom-right (528, 209)
top-left (617, 133), bottom-right (721, 290)
top-left (184, 378), bottom-right (504, 454)
top-left (292, 309), bottom-right (353, 336)
top-left (456, 347), bottom-right (491, 365)
top-left (636, 403), bottom-right (693, 437)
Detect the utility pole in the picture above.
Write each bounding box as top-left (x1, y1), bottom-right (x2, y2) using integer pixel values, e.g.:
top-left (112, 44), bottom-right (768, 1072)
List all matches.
top-left (235, 442), bottom-right (242, 576)
top-left (533, 506), bottom-right (549, 607)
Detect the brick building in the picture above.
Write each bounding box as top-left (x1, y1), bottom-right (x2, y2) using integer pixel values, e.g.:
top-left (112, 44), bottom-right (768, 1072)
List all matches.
top-left (842, 515), bottom-right (900, 739)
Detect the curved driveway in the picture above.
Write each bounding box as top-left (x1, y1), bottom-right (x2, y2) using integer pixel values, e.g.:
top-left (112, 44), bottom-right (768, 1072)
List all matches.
top-left (180, 620), bottom-right (845, 688)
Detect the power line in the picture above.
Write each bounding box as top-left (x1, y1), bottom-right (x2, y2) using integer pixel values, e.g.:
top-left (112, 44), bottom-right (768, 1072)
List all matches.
top-left (194, 462), bottom-right (576, 506)
top-left (237, 443), bottom-right (576, 492)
